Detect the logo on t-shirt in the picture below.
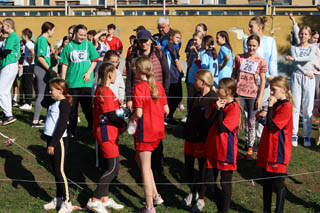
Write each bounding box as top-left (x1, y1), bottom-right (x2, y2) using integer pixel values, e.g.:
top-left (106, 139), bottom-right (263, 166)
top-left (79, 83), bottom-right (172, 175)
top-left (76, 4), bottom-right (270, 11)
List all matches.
top-left (70, 50), bottom-right (88, 63)
top-left (295, 47), bottom-right (311, 57)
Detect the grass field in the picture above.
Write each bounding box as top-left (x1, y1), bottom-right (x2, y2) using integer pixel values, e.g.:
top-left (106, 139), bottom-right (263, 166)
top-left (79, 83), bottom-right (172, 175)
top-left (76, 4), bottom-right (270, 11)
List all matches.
top-left (1, 90), bottom-right (320, 213)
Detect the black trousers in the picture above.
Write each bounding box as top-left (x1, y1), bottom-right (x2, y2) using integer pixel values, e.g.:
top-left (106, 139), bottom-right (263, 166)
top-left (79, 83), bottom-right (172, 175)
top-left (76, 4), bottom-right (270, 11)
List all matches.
top-left (184, 155), bottom-right (206, 197)
top-left (262, 169), bottom-right (286, 213)
top-left (46, 136), bottom-right (70, 202)
top-left (21, 65), bottom-right (34, 105)
top-left (94, 157), bottom-right (120, 198)
top-left (206, 168), bottom-right (233, 213)
top-left (68, 87), bottom-right (93, 135)
top-left (151, 140), bottom-right (164, 176)
top-left (186, 83), bottom-right (196, 113)
top-left (167, 81), bottom-right (183, 119)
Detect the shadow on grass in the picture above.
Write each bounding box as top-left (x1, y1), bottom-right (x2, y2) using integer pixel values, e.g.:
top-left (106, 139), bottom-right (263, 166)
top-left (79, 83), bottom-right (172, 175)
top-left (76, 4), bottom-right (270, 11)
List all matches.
top-left (0, 149), bottom-right (51, 201)
top-left (165, 123), bottom-right (184, 139)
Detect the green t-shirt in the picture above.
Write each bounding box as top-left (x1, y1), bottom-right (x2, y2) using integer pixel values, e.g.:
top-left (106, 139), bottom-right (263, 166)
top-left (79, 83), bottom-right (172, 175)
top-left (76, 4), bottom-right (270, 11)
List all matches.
top-left (59, 40), bottom-right (99, 88)
top-left (0, 32), bottom-right (20, 69)
top-left (35, 35), bottom-right (51, 67)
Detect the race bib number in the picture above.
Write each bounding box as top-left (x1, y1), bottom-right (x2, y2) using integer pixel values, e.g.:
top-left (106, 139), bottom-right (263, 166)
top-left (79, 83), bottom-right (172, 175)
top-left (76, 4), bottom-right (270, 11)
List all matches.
top-left (70, 50), bottom-right (88, 63)
top-left (239, 59), bottom-right (259, 74)
top-left (295, 47), bottom-right (311, 57)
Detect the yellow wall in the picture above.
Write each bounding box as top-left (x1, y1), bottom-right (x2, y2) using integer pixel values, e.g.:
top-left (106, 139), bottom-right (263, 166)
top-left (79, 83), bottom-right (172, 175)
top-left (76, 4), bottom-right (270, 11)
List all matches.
top-left (6, 15), bottom-right (319, 60)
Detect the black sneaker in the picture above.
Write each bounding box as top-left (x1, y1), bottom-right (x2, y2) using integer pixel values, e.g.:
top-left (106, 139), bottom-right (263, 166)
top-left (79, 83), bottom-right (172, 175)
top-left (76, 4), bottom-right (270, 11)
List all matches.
top-left (31, 122), bottom-right (45, 128)
top-left (12, 100), bottom-right (19, 107)
top-left (2, 116), bottom-right (17, 126)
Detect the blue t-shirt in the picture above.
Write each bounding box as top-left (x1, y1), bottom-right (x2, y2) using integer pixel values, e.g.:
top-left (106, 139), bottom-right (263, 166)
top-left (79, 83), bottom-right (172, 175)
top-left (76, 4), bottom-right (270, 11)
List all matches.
top-left (187, 49), bottom-right (205, 84)
top-left (201, 50), bottom-right (219, 87)
top-left (164, 43), bottom-right (182, 84)
top-left (217, 44), bottom-right (233, 81)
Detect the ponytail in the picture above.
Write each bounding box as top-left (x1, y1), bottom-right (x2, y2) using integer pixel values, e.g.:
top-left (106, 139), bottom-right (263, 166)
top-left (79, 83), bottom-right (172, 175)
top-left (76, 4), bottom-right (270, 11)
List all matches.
top-left (65, 93), bottom-right (72, 106)
top-left (287, 90), bottom-right (294, 107)
top-left (134, 56), bottom-right (158, 102)
top-left (148, 75), bottom-right (158, 101)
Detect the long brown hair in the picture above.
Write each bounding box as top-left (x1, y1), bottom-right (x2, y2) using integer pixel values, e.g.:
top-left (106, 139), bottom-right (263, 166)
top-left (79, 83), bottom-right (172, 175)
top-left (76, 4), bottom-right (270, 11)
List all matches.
top-left (49, 78), bottom-right (72, 106)
top-left (134, 56), bottom-right (158, 102)
top-left (250, 16), bottom-right (268, 31)
top-left (218, 78), bottom-right (243, 129)
top-left (97, 62), bottom-right (116, 102)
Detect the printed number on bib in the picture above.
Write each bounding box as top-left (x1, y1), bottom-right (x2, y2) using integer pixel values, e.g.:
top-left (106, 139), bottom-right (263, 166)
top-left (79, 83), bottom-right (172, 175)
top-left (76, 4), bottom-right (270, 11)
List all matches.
top-left (70, 50), bottom-right (88, 63)
top-left (239, 59), bottom-right (259, 74)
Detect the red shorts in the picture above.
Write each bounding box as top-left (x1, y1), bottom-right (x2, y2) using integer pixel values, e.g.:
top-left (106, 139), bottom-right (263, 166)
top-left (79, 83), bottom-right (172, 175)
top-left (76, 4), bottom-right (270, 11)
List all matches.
top-left (184, 141), bottom-right (206, 158)
top-left (135, 139), bottom-right (161, 151)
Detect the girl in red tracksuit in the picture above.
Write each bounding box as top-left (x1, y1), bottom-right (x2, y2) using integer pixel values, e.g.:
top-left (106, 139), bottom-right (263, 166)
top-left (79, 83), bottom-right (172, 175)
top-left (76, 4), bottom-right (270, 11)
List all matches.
top-left (130, 56), bottom-right (169, 213)
top-left (206, 78), bottom-right (241, 213)
top-left (257, 76), bottom-right (293, 213)
top-left (86, 62), bottom-right (126, 213)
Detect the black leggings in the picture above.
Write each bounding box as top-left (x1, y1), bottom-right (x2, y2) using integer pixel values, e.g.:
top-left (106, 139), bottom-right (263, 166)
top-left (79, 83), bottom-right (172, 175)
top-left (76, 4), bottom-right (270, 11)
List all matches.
top-left (151, 140), bottom-right (164, 176)
top-left (94, 157), bottom-right (120, 199)
top-left (206, 168), bottom-right (233, 213)
top-left (68, 87), bottom-right (93, 135)
top-left (167, 81), bottom-right (183, 119)
top-left (262, 170), bottom-right (286, 213)
top-left (184, 155), bottom-right (206, 197)
top-left (47, 136), bottom-right (70, 202)
top-left (21, 65), bottom-right (34, 105)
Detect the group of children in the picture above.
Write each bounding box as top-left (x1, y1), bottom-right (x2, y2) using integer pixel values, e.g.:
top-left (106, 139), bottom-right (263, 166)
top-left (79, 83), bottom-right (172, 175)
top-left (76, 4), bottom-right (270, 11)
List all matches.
top-left (0, 15), bottom-right (319, 213)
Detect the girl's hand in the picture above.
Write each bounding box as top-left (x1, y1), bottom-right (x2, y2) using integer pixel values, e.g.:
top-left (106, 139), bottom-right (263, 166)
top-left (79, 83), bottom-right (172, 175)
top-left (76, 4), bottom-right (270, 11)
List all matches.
top-left (305, 73), bottom-right (314, 79)
top-left (285, 56), bottom-right (295, 61)
top-left (256, 110), bottom-right (267, 118)
top-left (256, 97), bottom-right (262, 109)
top-left (216, 98), bottom-right (226, 109)
top-left (190, 45), bottom-right (197, 54)
top-left (83, 72), bottom-right (91, 83)
top-left (268, 96), bottom-right (277, 107)
top-left (126, 101), bottom-right (133, 112)
top-left (47, 146), bottom-right (54, 156)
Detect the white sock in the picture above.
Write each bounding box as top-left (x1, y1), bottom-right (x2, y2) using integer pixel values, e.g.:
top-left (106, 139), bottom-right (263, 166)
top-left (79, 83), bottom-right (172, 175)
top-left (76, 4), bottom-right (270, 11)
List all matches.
top-left (13, 94), bottom-right (17, 101)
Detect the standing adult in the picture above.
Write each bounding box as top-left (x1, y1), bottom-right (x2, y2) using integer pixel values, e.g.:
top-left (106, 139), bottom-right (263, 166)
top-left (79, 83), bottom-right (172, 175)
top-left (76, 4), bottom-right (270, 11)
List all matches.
top-left (126, 30), bottom-right (169, 178)
top-left (244, 16), bottom-right (278, 148)
top-left (33, 22), bottom-right (55, 127)
top-left (104, 24), bottom-right (123, 56)
top-left (60, 24), bottom-right (99, 137)
top-left (0, 18), bottom-right (20, 125)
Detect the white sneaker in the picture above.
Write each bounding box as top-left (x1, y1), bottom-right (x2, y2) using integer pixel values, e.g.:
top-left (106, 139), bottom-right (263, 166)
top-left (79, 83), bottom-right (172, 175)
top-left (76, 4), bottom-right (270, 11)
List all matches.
top-left (181, 117), bottom-right (187, 123)
top-left (182, 193), bottom-right (199, 206)
top-left (77, 116), bottom-right (81, 123)
top-left (19, 103), bottom-right (32, 110)
top-left (58, 201), bottom-right (73, 213)
top-left (87, 198), bottom-right (109, 213)
top-left (192, 199), bottom-right (205, 213)
top-left (44, 197), bottom-right (63, 210)
top-left (102, 198), bottom-right (124, 210)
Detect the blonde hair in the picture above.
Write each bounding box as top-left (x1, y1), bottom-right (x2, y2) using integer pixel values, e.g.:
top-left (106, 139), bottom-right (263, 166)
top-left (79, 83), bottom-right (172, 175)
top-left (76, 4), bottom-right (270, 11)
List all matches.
top-left (193, 31), bottom-right (204, 40)
top-left (195, 69), bottom-right (213, 87)
top-left (270, 76), bottom-right (294, 106)
top-left (97, 62), bottom-right (116, 102)
top-left (299, 25), bottom-right (312, 38)
top-left (134, 56), bottom-right (158, 101)
top-left (3, 18), bottom-right (15, 32)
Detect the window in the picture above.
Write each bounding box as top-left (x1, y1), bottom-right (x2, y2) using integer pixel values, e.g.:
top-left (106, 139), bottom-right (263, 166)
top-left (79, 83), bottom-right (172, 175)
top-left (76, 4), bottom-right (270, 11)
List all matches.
top-left (218, 0), bottom-right (226, 3)
top-left (98, 0), bottom-right (105, 5)
top-left (43, 0), bottom-right (50, 5)
top-left (30, 0), bottom-right (36, 5)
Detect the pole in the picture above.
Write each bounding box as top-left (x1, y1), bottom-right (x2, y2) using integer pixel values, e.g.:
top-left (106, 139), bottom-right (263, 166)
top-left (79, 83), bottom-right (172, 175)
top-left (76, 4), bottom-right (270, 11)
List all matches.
top-left (163, 0), bottom-right (166, 15)
top-left (65, 0), bottom-right (68, 16)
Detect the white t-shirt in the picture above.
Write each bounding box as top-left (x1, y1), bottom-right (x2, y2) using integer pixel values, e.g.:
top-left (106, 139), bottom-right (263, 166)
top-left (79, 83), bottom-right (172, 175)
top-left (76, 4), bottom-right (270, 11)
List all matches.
top-left (23, 40), bottom-right (35, 66)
